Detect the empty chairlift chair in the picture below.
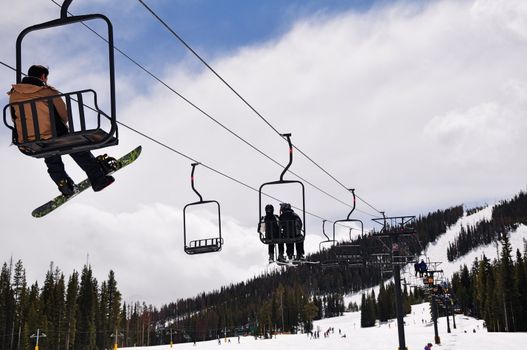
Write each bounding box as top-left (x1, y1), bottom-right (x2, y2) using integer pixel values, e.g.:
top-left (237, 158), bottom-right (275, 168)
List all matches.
top-left (183, 163), bottom-right (223, 255)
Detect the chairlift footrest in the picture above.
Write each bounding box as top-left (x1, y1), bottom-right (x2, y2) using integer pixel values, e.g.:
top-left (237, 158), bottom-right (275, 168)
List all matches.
top-left (185, 238), bottom-right (223, 255)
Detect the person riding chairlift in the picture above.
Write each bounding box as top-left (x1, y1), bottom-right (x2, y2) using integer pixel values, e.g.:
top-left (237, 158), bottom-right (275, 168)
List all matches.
top-left (279, 203), bottom-right (305, 261)
top-left (260, 204), bottom-right (285, 263)
top-left (8, 65), bottom-right (115, 196)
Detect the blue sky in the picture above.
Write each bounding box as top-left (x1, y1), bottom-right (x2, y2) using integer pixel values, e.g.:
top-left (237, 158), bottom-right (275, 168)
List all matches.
top-left (133, 0), bottom-right (376, 50)
top-left (70, 0), bottom-right (383, 85)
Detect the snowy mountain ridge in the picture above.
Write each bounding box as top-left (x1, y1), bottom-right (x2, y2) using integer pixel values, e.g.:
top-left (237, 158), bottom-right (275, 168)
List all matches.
top-left (346, 204), bottom-right (527, 305)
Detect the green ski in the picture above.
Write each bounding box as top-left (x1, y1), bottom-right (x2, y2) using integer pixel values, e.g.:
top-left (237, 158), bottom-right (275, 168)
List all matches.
top-left (32, 146), bottom-right (142, 218)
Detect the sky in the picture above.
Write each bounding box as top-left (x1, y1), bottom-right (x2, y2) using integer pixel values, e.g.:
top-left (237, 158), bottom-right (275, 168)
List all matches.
top-left (1, 0), bottom-right (527, 306)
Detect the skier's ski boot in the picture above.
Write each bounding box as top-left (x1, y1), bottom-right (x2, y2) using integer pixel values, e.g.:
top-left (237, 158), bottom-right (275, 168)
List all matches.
top-left (277, 255), bottom-right (286, 263)
top-left (268, 255), bottom-right (275, 264)
top-left (297, 254), bottom-right (306, 262)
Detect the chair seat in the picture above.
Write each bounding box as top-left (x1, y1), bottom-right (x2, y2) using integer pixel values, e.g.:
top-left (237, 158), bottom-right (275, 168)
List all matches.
top-left (21, 129), bottom-right (117, 158)
top-left (185, 238), bottom-right (223, 255)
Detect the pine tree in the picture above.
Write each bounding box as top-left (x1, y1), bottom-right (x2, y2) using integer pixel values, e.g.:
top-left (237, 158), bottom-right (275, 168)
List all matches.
top-left (512, 249), bottom-right (526, 330)
top-left (107, 270), bottom-right (122, 349)
top-left (54, 271), bottom-right (66, 350)
top-left (0, 262), bottom-right (15, 350)
top-left (64, 271), bottom-right (79, 350)
top-left (498, 233), bottom-right (514, 331)
top-left (97, 280), bottom-right (109, 349)
top-left (39, 262), bottom-right (66, 350)
top-left (301, 301), bottom-right (318, 332)
top-left (377, 283), bottom-right (389, 322)
top-left (12, 260), bottom-right (27, 350)
top-left (76, 265), bottom-right (98, 349)
top-left (474, 255), bottom-right (490, 319)
top-left (25, 283), bottom-right (40, 350)
top-left (360, 292), bottom-right (376, 328)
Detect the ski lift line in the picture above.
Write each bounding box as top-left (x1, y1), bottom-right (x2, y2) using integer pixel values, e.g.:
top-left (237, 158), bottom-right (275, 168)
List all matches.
top-left (135, 1), bottom-right (288, 133)
top-left (48, 0), bottom-right (360, 213)
top-left (0, 61), bottom-right (19, 73)
top-left (0, 60), bottom-right (344, 226)
top-left (46, 3), bottom-right (357, 213)
top-left (293, 144), bottom-right (383, 215)
top-left (136, 0), bottom-right (384, 216)
top-left (115, 121), bottom-right (331, 223)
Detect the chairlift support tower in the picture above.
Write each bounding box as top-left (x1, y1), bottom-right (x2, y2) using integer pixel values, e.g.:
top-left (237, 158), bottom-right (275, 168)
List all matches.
top-left (371, 212), bottom-right (417, 350)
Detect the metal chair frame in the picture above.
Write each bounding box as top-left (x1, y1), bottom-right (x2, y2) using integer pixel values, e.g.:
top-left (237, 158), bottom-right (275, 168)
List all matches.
top-left (258, 133), bottom-right (305, 244)
top-left (5, 0), bottom-right (118, 158)
top-left (183, 163), bottom-right (223, 255)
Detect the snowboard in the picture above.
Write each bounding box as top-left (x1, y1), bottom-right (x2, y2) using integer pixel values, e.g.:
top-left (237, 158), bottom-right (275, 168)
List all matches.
top-left (32, 146), bottom-right (142, 218)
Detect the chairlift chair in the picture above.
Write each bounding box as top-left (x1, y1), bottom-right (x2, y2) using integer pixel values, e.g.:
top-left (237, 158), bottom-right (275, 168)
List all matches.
top-left (373, 214), bottom-right (416, 235)
top-left (319, 220), bottom-right (343, 268)
top-left (332, 188), bottom-right (364, 241)
top-left (334, 242), bottom-right (363, 266)
top-left (258, 133), bottom-right (305, 245)
top-left (183, 163), bottom-right (223, 255)
top-left (3, 0), bottom-right (118, 158)
top-left (327, 189), bottom-right (365, 265)
top-left (318, 219), bottom-right (336, 250)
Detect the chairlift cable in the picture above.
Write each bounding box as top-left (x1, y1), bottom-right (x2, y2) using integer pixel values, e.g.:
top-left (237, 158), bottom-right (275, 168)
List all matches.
top-left (116, 122), bottom-right (336, 223)
top-left (136, 1), bottom-right (282, 138)
top-left (3, 56), bottom-right (345, 223)
top-left (136, 0), bottom-right (383, 216)
top-left (48, 0), bottom-right (361, 214)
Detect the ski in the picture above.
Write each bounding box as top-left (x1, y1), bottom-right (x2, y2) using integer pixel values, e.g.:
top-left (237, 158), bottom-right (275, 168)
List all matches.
top-left (32, 146), bottom-right (142, 218)
top-left (293, 260), bottom-right (320, 265)
top-left (275, 259), bottom-right (319, 267)
top-left (275, 260), bottom-right (296, 267)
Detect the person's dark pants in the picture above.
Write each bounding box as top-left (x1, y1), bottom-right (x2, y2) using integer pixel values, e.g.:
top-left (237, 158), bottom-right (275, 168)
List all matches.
top-left (286, 241), bottom-right (304, 258)
top-left (45, 150), bottom-right (105, 185)
top-left (269, 243), bottom-right (284, 257)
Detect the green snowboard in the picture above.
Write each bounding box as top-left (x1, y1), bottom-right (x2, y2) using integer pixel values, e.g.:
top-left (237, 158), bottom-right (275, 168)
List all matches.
top-left (32, 146), bottom-right (142, 218)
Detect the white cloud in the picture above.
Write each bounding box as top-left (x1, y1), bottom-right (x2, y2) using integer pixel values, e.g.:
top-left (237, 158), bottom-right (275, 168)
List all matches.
top-left (2, 0), bottom-right (527, 305)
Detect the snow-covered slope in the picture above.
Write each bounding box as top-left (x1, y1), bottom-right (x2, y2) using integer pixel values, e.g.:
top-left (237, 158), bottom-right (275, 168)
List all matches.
top-left (123, 303), bottom-right (524, 350)
top-left (421, 205), bottom-right (527, 278)
top-left (346, 206), bottom-right (527, 306)
top-left (123, 206), bottom-right (527, 349)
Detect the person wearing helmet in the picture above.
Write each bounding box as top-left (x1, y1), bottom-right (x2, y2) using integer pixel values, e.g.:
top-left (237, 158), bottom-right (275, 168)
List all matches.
top-left (260, 204), bottom-right (285, 263)
top-left (279, 203), bottom-right (305, 261)
top-left (424, 342), bottom-right (433, 350)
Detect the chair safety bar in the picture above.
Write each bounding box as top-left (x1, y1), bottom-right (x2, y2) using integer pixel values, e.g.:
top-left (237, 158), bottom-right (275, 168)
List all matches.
top-left (4, 89), bottom-right (117, 158)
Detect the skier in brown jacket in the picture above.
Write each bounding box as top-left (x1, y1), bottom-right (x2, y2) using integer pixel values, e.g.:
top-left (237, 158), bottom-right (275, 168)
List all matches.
top-left (8, 65), bottom-right (114, 196)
